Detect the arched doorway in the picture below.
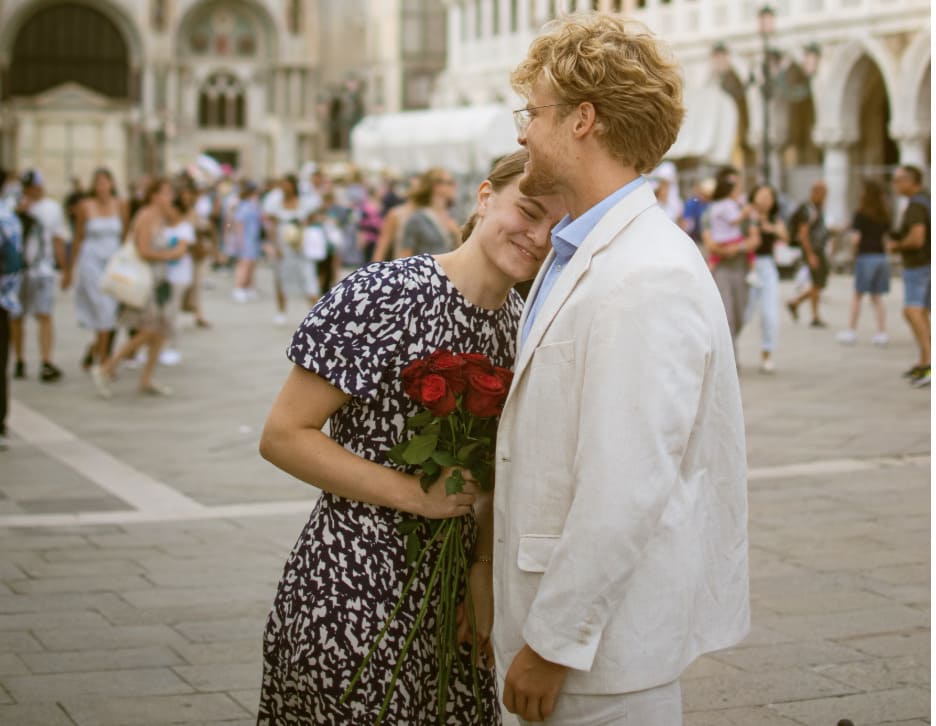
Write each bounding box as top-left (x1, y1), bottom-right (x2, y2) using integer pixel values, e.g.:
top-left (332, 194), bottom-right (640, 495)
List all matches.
top-left (3, 1), bottom-right (137, 198)
top-left (849, 55), bottom-right (899, 172)
top-left (8, 2), bottom-right (130, 100)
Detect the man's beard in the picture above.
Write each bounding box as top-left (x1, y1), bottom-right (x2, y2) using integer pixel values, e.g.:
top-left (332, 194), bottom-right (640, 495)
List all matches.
top-left (518, 162), bottom-right (557, 197)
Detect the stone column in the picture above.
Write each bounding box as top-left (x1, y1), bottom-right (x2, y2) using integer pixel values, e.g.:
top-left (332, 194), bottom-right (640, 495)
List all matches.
top-left (894, 130), bottom-right (930, 171)
top-left (814, 130), bottom-right (857, 230)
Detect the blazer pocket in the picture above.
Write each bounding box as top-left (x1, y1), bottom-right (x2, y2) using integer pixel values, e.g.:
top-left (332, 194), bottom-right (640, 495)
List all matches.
top-left (517, 534), bottom-right (561, 573)
top-left (533, 340), bottom-right (574, 366)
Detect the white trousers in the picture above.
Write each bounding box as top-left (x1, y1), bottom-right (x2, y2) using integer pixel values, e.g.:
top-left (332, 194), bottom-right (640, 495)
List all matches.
top-left (516, 680), bottom-right (682, 726)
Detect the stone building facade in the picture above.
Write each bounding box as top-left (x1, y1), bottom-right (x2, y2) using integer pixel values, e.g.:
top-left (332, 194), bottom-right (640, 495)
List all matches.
top-left (0, 0), bottom-right (376, 196)
top-left (436, 0), bottom-right (931, 222)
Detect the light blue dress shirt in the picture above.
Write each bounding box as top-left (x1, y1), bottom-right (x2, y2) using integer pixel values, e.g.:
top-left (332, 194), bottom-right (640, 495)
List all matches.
top-left (521, 176), bottom-right (647, 350)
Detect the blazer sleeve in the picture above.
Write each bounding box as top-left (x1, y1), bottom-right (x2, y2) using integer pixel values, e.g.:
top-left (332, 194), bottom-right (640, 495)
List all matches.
top-left (521, 267), bottom-right (712, 672)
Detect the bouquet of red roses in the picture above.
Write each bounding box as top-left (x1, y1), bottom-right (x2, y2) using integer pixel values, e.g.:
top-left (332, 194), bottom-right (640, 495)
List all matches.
top-left (341, 350), bottom-right (512, 725)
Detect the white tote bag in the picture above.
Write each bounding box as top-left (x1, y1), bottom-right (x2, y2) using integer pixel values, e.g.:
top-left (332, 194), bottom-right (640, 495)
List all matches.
top-left (100, 239), bottom-right (154, 309)
top-left (301, 225), bottom-right (329, 261)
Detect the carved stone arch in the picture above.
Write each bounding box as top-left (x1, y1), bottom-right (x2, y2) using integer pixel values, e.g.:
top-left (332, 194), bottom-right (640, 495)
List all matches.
top-left (893, 30), bottom-right (930, 134)
top-left (174, 0), bottom-right (280, 60)
top-left (1, 0), bottom-right (145, 100)
top-left (812, 37), bottom-right (898, 143)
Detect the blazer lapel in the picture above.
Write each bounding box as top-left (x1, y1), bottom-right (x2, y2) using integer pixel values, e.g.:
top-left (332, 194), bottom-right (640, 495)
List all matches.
top-left (508, 183), bottom-right (659, 402)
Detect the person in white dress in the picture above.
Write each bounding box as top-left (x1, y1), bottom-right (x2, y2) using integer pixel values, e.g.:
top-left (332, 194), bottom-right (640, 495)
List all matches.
top-left (70, 168), bottom-right (128, 369)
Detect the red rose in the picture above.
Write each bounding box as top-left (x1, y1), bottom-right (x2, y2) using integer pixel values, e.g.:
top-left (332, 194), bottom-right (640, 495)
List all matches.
top-left (460, 353), bottom-right (495, 379)
top-left (493, 366), bottom-right (513, 391)
top-left (421, 374), bottom-right (457, 417)
top-left (464, 370), bottom-right (508, 418)
top-left (402, 359), bottom-right (430, 403)
top-left (427, 350), bottom-right (467, 394)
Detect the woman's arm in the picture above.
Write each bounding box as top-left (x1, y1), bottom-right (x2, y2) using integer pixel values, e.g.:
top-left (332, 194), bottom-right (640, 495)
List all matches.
top-left (372, 209), bottom-right (399, 262)
top-left (66, 201), bottom-right (89, 282)
top-left (259, 365), bottom-right (477, 519)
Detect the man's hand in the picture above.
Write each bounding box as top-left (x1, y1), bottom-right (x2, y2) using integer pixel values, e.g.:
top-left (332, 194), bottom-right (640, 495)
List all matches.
top-left (503, 644), bottom-right (569, 722)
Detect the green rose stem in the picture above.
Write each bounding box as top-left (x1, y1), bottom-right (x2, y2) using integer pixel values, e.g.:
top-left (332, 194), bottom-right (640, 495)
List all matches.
top-left (339, 524), bottom-right (445, 710)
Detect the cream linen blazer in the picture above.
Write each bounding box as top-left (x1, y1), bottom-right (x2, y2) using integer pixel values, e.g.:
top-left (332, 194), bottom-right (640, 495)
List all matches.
top-left (493, 183), bottom-right (750, 695)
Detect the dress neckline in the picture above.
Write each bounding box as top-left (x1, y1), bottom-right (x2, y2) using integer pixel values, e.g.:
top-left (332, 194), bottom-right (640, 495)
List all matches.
top-left (424, 255), bottom-right (511, 318)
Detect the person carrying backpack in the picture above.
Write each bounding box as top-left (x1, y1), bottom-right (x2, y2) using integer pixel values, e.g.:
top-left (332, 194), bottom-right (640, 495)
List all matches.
top-left (888, 164), bottom-right (931, 387)
top-left (0, 168), bottom-right (25, 448)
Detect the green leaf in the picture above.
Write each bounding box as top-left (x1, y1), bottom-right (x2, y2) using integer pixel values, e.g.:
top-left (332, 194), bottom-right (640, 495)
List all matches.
top-left (471, 463), bottom-right (494, 491)
top-left (421, 459), bottom-right (440, 476)
top-left (403, 434), bottom-right (438, 465)
top-left (405, 531), bottom-right (422, 564)
top-left (397, 518), bottom-right (420, 535)
top-left (445, 468), bottom-right (465, 495)
top-left (406, 410), bottom-right (434, 429)
top-left (457, 441), bottom-right (483, 462)
top-left (424, 420), bottom-right (442, 435)
top-left (431, 450), bottom-right (458, 467)
top-left (387, 440), bottom-right (409, 466)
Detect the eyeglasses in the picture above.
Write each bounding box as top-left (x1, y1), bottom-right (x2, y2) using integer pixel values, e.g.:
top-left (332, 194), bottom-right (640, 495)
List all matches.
top-left (512, 103), bottom-right (573, 134)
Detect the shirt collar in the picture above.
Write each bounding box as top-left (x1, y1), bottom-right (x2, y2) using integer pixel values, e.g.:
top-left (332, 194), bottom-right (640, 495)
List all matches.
top-left (551, 176), bottom-right (647, 263)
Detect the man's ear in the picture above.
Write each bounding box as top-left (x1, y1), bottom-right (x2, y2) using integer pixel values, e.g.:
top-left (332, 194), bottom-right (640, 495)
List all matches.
top-left (571, 102), bottom-right (598, 139)
top-left (476, 179), bottom-right (493, 215)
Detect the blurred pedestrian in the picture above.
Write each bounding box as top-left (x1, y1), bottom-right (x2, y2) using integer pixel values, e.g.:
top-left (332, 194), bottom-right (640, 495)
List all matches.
top-left (92, 178), bottom-right (186, 398)
top-left (786, 181), bottom-right (831, 328)
top-left (836, 179), bottom-right (891, 347)
top-left (232, 181), bottom-right (262, 303)
top-left (263, 174), bottom-right (318, 326)
top-left (743, 184), bottom-right (787, 373)
top-left (680, 177), bottom-right (715, 247)
top-left (398, 168), bottom-right (461, 257)
top-left (70, 168), bottom-right (128, 370)
top-left (373, 176), bottom-right (417, 262)
top-left (888, 165), bottom-right (930, 387)
top-left (11, 169), bottom-right (68, 382)
top-left (159, 189), bottom-right (198, 367)
top-left (702, 167), bottom-right (760, 352)
top-left (0, 168), bottom-right (24, 448)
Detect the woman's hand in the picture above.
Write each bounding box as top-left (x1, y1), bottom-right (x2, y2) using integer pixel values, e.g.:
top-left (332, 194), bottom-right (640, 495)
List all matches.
top-left (407, 467), bottom-right (479, 519)
top-left (456, 561), bottom-right (495, 667)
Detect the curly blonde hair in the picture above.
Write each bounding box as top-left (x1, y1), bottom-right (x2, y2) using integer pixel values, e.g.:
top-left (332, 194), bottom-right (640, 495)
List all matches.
top-left (511, 13), bottom-right (685, 173)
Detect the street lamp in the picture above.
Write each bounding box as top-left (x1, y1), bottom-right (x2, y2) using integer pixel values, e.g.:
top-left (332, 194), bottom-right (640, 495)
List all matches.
top-left (758, 5), bottom-right (776, 185)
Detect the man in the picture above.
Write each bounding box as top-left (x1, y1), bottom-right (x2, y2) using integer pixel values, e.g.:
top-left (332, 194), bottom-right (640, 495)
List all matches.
top-left (888, 165), bottom-right (930, 387)
top-left (11, 170), bottom-right (67, 382)
top-left (785, 180), bottom-right (830, 327)
top-left (0, 169), bottom-right (24, 449)
top-left (494, 13), bottom-right (750, 725)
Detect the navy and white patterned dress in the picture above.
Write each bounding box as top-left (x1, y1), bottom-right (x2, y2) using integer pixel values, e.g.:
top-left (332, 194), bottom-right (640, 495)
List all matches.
top-left (258, 254), bottom-right (520, 725)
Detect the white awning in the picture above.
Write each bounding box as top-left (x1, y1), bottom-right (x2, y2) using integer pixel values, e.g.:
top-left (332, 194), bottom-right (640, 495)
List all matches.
top-left (350, 104), bottom-right (519, 176)
top-left (666, 84), bottom-right (739, 164)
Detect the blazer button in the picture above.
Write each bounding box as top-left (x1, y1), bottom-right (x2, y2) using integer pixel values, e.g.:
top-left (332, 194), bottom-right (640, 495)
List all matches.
top-left (499, 455), bottom-right (510, 463)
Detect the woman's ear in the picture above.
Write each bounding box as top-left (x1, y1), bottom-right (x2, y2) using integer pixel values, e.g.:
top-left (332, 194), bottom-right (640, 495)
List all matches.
top-left (476, 180), bottom-right (493, 217)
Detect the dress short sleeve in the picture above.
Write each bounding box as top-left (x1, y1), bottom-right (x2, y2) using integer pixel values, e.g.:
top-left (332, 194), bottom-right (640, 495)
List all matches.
top-left (287, 263), bottom-right (410, 400)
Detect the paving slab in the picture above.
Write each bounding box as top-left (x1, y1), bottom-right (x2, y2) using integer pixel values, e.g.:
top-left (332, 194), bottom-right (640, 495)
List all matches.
top-left (0, 271), bottom-right (929, 724)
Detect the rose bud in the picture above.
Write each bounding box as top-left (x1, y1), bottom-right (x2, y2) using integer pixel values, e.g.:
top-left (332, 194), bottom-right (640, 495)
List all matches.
top-left (427, 350), bottom-right (467, 394)
top-left (464, 371), bottom-right (507, 417)
top-left (402, 359), bottom-right (430, 402)
top-left (421, 374), bottom-right (457, 417)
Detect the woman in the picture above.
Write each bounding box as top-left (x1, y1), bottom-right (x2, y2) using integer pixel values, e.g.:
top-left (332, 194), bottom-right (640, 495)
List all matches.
top-left (69, 168), bottom-right (128, 369)
top-left (836, 179), bottom-right (891, 346)
top-left (399, 167), bottom-right (462, 258)
top-left (232, 181), bottom-right (262, 303)
top-left (744, 184), bottom-right (788, 373)
top-left (702, 168), bottom-right (760, 354)
top-left (159, 188), bottom-right (198, 367)
top-left (91, 178), bottom-right (186, 397)
top-left (257, 150), bottom-right (564, 724)
top-left (263, 174), bottom-right (317, 326)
